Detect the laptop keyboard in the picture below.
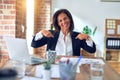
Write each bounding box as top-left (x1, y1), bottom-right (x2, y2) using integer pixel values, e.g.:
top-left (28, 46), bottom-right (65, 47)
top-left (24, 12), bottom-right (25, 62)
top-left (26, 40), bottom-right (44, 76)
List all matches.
top-left (31, 56), bottom-right (47, 63)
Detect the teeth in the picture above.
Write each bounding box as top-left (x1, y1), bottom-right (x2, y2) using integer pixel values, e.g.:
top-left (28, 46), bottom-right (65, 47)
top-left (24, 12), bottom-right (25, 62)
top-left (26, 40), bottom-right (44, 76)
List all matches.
top-left (63, 24), bottom-right (67, 27)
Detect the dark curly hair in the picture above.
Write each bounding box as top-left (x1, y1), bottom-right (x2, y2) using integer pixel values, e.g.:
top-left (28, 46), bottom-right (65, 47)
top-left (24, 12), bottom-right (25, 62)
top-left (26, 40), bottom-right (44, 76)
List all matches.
top-left (53, 9), bottom-right (74, 33)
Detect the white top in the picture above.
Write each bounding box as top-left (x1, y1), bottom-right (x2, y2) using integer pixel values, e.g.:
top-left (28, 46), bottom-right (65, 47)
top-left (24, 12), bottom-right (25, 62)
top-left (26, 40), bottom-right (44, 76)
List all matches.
top-left (35, 31), bottom-right (93, 56)
top-left (55, 31), bottom-right (73, 56)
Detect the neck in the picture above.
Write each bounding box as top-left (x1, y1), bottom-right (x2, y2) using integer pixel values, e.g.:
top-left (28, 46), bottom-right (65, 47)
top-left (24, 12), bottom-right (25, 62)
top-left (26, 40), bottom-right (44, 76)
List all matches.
top-left (62, 30), bottom-right (69, 36)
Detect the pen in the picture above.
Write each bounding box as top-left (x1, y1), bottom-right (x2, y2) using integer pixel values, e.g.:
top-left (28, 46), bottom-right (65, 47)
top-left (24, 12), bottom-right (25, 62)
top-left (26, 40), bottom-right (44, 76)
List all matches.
top-left (72, 55), bottom-right (83, 69)
top-left (66, 58), bottom-right (69, 64)
top-left (76, 55), bottom-right (83, 65)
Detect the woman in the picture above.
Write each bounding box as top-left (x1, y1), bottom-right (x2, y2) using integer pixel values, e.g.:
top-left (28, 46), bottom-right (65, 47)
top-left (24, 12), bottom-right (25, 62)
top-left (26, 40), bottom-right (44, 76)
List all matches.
top-left (31, 9), bottom-right (96, 56)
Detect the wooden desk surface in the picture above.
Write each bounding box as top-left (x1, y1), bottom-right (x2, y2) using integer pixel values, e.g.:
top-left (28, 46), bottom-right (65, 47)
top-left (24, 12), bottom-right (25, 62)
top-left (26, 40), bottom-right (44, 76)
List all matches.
top-left (1, 57), bottom-right (120, 80)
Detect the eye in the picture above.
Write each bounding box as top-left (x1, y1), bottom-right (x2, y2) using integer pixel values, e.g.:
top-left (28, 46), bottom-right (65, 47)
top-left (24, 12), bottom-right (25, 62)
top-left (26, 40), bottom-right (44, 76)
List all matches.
top-left (64, 17), bottom-right (67, 20)
top-left (64, 17), bottom-right (69, 21)
top-left (59, 19), bottom-right (62, 22)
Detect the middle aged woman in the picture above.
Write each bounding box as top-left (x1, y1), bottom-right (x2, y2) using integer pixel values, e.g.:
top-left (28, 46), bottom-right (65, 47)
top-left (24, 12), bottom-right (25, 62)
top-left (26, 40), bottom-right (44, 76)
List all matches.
top-left (31, 9), bottom-right (96, 56)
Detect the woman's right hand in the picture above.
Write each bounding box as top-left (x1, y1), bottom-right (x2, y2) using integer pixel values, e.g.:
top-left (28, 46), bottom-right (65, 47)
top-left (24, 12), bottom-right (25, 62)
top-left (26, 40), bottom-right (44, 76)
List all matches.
top-left (40, 30), bottom-right (54, 38)
top-left (76, 33), bottom-right (89, 40)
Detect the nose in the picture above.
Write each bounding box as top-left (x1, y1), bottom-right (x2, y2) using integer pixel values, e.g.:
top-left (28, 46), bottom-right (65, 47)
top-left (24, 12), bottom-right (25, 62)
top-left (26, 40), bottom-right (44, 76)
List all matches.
top-left (62, 20), bottom-right (66, 24)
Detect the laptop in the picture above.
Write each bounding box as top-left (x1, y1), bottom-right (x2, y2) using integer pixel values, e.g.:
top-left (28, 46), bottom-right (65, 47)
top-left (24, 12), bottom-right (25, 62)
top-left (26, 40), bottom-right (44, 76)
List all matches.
top-left (4, 37), bottom-right (47, 65)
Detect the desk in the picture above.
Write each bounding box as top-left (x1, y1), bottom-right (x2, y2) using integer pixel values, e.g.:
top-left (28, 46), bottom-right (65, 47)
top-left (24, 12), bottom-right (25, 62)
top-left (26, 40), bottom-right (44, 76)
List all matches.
top-left (1, 57), bottom-right (120, 80)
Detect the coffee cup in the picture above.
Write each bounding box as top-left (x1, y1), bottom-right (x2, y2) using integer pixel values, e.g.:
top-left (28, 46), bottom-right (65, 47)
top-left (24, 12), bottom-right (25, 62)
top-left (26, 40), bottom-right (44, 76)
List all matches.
top-left (46, 50), bottom-right (56, 64)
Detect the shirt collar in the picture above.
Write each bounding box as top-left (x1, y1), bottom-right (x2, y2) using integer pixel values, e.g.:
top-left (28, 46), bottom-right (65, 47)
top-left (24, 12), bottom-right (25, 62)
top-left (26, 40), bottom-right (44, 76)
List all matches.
top-left (59, 31), bottom-right (70, 38)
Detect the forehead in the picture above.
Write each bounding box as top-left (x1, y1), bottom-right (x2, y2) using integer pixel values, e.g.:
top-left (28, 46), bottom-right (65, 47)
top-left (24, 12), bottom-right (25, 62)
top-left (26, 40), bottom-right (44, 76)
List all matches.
top-left (58, 12), bottom-right (68, 19)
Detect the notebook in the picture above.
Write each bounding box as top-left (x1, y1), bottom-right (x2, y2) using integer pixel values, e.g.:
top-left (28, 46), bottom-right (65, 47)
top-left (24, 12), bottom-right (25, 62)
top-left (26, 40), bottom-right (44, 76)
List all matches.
top-left (4, 37), bottom-right (47, 65)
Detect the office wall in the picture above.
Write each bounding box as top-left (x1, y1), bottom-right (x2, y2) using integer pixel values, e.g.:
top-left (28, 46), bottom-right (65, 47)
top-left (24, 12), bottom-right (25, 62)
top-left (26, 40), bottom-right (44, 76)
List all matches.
top-left (0, 0), bottom-right (16, 62)
top-left (52, 0), bottom-right (120, 57)
top-left (0, 0), bottom-right (51, 62)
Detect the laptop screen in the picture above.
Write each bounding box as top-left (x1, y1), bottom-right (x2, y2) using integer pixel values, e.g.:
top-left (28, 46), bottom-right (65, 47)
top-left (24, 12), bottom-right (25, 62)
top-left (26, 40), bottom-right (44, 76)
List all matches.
top-left (4, 37), bottom-right (31, 62)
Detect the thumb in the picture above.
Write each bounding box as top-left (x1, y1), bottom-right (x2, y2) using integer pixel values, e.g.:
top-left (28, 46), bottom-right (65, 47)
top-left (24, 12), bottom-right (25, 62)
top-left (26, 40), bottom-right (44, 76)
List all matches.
top-left (75, 35), bottom-right (78, 39)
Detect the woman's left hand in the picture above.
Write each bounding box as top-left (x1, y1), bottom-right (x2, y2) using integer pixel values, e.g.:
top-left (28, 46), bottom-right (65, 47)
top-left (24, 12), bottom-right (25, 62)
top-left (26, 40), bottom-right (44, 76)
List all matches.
top-left (76, 34), bottom-right (89, 40)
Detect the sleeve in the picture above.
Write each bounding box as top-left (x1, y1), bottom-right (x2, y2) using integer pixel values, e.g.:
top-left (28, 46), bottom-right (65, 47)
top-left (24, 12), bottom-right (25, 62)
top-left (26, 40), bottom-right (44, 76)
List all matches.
top-left (86, 38), bottom-right (93, 47)
top-left (34, 32), bottom-right (43, 41)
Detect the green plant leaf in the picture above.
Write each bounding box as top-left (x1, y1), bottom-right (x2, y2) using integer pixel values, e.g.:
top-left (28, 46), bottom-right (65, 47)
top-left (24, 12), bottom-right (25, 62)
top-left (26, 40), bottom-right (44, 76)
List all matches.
top-left (82, 25), bottom-right (97, 36)
top-left (93, 26), bottom-right (97, 36)
top-left (82, 26), bottom-right (92, 35)
top-left (44, 61), bottom-right (51, 70)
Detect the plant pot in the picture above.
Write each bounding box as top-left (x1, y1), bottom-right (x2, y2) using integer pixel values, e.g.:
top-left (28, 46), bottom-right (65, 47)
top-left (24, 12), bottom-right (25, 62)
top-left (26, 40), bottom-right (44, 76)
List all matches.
top-left (44, 69), bottom-right (51, 80)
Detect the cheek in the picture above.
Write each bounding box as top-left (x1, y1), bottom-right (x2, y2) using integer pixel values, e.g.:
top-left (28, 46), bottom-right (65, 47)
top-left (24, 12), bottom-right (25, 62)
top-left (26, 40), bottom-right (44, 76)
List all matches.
top-left (58, 21), bottom-right (60, 26)
top-left (58, 22), bottom-right (62, 27)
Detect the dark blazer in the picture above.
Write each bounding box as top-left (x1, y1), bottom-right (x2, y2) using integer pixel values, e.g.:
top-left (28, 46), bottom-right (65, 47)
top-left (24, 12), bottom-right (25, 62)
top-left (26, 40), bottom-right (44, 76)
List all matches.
top-left (31, 30), bottom-right (96, 56)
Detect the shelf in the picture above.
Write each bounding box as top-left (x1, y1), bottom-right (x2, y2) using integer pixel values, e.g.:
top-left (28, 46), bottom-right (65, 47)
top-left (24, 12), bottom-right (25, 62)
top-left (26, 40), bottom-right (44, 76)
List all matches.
top-left (105, 19), bottom-right (120, 62)
top-left (105, 19), bottom-right (120, 75)
top-left (106, 49), bottom-right (120, 51)
top-left (106, 51), bottom-right (119, 61)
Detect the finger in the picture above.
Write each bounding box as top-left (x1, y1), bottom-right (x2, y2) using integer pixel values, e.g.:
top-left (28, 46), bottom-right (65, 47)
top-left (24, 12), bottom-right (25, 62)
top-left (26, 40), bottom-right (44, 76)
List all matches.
top-left (75, 35), bottom-right (79, 39)
top-left (86, 35), bottom-right (90, 40)
top-left (46, 32), bottom-right (54, 38)
top-left (47, 31), bottom-right (54, 38)
top-left (49, 33), bottom-right (54, 38)
top-left (76, 35), bottom-right (82, 40)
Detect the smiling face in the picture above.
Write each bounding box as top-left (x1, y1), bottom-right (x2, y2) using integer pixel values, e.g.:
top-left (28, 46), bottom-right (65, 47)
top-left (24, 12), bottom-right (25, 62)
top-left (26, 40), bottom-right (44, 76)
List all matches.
top-left (57, 13), bottom-right (70, 35)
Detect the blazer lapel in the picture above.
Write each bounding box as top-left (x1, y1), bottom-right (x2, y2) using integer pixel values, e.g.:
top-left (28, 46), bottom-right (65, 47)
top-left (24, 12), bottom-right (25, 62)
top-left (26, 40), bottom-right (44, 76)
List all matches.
top-left (50, 32), bottom-right (59, 50)
top-left (71, 32), bottom-right (75, 55)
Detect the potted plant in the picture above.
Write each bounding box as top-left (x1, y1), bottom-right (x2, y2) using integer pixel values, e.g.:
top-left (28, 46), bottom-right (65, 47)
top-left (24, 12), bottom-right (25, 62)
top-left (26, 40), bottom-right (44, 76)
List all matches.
top-left (43, 61), bottom-right (51, 80)
top-left (82, 26), bottom-right (97, 56)
top-left (82, 26), bottom-right (97, 36)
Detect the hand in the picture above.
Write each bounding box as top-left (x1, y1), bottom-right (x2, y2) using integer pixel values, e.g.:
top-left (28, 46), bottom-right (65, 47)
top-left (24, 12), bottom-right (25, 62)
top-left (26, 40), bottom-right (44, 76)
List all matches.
top-left (40, 30), bottom-right (54, 38)
top-left (76, 34), bottom-right (89, 40)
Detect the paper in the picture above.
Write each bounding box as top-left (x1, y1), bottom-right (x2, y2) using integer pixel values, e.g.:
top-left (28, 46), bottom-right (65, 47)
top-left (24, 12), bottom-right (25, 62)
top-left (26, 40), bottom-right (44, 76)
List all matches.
top-left (107, 29), bottom-right (115, 34)
top-left (35, 64), bottom-right (60, 78)
top-left (35, 65), bottom-right (44, 79)
top-left (80, 58), bottom-right (105, 64)
top-left (35, 64), bottom-right (80, 78)
top-left (51, 65), bottom-right (60, 78)
top-left (117, 25), bottom-right (120, 34)
top-left (60, 57), bottom-right (105, 65)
